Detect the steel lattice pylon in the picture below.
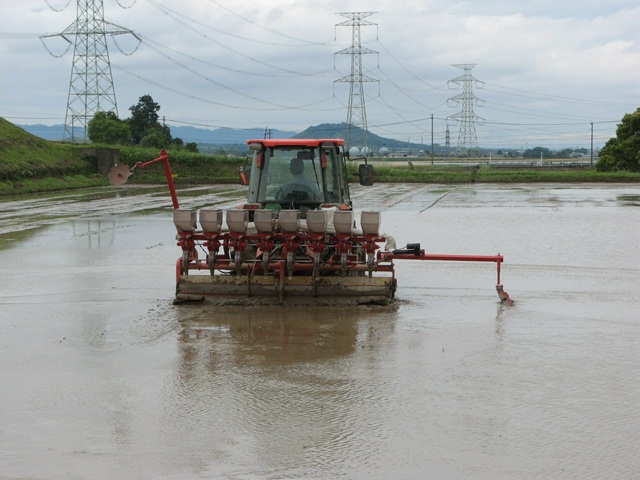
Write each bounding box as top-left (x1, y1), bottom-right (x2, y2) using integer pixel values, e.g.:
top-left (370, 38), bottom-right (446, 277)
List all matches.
top-left (334, 12), bottom-right (378, 155)
top-left (43, 0), bottom-right (138, 141)
top-left (447, 63), bottom-right (484, 155)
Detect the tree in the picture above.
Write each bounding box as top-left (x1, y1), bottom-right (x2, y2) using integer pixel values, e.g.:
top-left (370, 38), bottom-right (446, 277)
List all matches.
top-left (523, 146), bottom-right (552, 158)
top-left (87, 111), bottom-right (132, 145)
top-left (557, 148), bottom-right (573, 158)
top-left (139, 125), bottom-right (172, 149)
top-left (184, 142), bottom-right (199, 153)
top-left (129, 95), bottom-right (170, 145)
top-left (86, 95), bottom-right (180, 148)
top-left (597, 108), bottom-right (640, 172)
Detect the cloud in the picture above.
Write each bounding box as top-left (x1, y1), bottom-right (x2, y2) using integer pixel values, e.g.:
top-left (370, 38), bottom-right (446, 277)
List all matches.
top-left (0, 0), bottom-right (638, 148)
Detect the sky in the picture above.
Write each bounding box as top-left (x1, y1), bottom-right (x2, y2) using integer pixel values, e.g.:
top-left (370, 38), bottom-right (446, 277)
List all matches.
top-left (1, 0), bottom-right (639, 150)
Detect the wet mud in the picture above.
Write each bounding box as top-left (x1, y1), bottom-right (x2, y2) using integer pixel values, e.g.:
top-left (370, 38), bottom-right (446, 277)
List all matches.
top-left (1, 183), bottom-right (639, 479)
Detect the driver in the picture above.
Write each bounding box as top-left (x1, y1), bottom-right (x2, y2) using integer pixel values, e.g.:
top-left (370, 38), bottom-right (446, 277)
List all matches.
top-left (278, 157), bottom-right (321, 201)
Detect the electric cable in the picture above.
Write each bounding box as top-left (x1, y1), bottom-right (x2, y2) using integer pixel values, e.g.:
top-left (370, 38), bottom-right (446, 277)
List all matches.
top-left (112, 63), bottom-right (343, 112)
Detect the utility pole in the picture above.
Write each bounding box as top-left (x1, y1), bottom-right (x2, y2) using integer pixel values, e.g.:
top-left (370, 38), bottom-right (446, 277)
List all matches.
top-left (42, 0), bottom-right (139, 141)
top-left (447, 64), bottom-right (484, 156)
top-left (445, 125), bottom-right (450, 156)
top-left (431, 113), bottom-right (434, 164)
top-left (590, 122), bottom-right (594, 168)
top-left (334, 12), bottom-right (378, 155)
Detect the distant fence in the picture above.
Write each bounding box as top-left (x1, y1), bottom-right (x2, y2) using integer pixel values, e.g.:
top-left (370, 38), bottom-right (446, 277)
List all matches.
top-left (370, 158), bottom-right (595, 169)
top-left (471, 160), bottom-right (593, 170)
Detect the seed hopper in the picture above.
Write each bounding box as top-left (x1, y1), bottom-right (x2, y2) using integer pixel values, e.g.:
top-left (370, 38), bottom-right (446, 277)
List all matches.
top-left (109, 139), bottom-right (513, 306)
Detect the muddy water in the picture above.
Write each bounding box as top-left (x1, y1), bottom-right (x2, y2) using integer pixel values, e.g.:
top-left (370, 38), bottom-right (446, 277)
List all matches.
top-left (1, 184), bottom-right (639, 479)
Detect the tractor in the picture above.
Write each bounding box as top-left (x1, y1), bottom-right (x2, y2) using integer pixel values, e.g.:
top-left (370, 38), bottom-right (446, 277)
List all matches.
top-left (109, 138), bottom-right (512, 305)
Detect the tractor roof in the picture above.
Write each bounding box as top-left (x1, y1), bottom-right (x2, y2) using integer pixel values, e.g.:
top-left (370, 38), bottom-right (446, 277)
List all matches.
top-left (246, 139), bottom-right (345, 147)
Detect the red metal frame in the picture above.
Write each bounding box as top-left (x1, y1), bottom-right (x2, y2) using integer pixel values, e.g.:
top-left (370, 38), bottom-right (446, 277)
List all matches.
top-left (386, 251), bottom-right (504, 285)
top-left (173, 229), bottom-right (511, 303)
top-left (136, 150), bottom-right (512, 304)
top-left (135, 150), bottom-right (180, 210)
top-left (246, 138), bottom-right (345, 148)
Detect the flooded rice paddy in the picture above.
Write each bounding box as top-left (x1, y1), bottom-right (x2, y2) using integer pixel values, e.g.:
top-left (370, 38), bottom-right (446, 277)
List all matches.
top-left (0, 183), bottom-right (638, 479)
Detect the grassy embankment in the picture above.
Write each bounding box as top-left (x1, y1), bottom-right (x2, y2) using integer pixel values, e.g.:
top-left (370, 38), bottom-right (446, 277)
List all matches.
top-left (0, 118), bottom-right (245, 195)
top-left (1, 118), bottom-right (639, 196)
top-left (117, 147), bottom-right (245, 185)
top-left (0, 117), bottom-right (103, 195)
top-left (358, 163), bottom-right (640, 183)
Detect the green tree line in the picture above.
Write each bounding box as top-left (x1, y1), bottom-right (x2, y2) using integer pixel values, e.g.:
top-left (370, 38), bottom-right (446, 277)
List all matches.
top-left (520, 146), bottom-right (589, 159)
top-left (596, 107), bottom-right (640, 172)
top-left (87, 95), bottom-right (199, 153)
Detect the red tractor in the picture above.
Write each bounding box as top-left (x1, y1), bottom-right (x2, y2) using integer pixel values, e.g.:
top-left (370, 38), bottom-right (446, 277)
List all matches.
top-left (111, 138), bottom-right (512, 305)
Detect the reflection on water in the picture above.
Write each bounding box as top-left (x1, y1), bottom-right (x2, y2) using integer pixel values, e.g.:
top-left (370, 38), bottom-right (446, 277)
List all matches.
top-left (176, 306), bottom-right (393, 362)
top-left (1, 184), bottom-right (639, 479)
top-left (71, 219), bottom-right (118, 248)
top-left (161, 306), bottom-right (400, 478)
top-left (617, 193), bottom-right (640, 206)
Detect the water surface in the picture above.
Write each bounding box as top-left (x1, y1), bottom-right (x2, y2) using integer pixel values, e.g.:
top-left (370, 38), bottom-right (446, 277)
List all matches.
top-left (1, 183), bottom-right (638, 479)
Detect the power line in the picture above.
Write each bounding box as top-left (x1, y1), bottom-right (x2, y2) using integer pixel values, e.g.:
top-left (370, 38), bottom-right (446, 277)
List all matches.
top-left (334, 12), bottom-right (379, 153)
top-left (142, 2), bottom-right (334, 77)
top-left (483, 82), bottom-right (634, 108)
top-left (140, 35), bottom-right (333, 79)
top-left (139, 40), bottom-right (320, 109)
top-left (112, 64), bottom-right (342, 112)
top-left (146, 0), bottom-right (333, 48)
top-left (3, 115), bottom-right (64, 121)
top-left (201, 0), bottom-right (333, 46)
top-left (0, 32), bottom-right (44, 39)
top-left (44, 0), bottom-right (72, 13)
top-left (41, 0), bottom-right (140, 141)
top-left (374, 66), bottom-right (437, 110)
top-left (375, 39), bottom-right (446, 92)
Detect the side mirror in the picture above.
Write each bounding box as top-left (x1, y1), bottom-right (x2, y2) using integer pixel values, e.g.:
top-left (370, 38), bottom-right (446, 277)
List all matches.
top-left (240, 158), bottom-right (251, 185)
top-left (358, 164), bottom-right (374, 186)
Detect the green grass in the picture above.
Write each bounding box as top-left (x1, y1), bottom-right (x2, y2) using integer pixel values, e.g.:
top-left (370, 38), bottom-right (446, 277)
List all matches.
top-left (0, 118), bottom-right (91, 180)
top-left (476, 168), bottom-right (640, 183)
top-left (119, 146), bottom-right (246, 185)
top-left (0, 175), bottom-right (109, 196)
top-left (347, 163), bottom-right (640, 183)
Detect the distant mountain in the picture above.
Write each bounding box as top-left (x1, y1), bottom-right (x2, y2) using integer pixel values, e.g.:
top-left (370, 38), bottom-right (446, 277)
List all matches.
top-left (17, 123), bottom-right (298, 145)
top-left (168, 125), bottom-right (298, 144)
top-left (16, 122), bottom-right (443, 153)
top-left (17, 124), bottom-right (83, 141)
top-left (294, 123), bottom-right (443, 153)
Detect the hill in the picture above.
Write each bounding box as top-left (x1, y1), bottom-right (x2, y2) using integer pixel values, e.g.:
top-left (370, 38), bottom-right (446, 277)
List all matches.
top-left (1, 118), bottom-right (79, 178)
top-left (169, 125), bottom-right (297, 144)
top-left (0, 118), bottom-right (104, 194)
top-left (293, 123), bottom-right (445, 153)
top-left (15, 124), bottom-right (78, 141)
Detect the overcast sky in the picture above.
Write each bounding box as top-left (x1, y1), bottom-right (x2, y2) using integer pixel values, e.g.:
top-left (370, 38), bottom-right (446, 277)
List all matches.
top-left (1, 0), bottom-right (638, 149)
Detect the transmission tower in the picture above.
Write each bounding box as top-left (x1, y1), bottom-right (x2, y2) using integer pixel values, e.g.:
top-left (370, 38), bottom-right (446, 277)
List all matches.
top-left (42, 0), bottom-right (139, 141)
top-left (334, 12), bottom-right (379, 154)
top-left (447, 64), bottom-right (484, 155)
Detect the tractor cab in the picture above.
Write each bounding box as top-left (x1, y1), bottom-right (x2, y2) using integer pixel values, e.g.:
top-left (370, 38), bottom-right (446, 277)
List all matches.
top-left (244, 139), bottom-right (354, 217)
